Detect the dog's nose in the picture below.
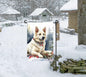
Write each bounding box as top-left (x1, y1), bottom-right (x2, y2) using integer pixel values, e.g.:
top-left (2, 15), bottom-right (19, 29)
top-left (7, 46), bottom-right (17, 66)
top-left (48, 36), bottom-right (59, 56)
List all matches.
top-left (42, 37), bottom-right (45, 40)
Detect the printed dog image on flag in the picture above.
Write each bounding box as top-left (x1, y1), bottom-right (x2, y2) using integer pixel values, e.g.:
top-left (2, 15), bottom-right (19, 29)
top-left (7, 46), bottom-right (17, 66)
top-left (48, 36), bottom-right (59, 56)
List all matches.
top-left (27, 23), bottom-right (54, 58)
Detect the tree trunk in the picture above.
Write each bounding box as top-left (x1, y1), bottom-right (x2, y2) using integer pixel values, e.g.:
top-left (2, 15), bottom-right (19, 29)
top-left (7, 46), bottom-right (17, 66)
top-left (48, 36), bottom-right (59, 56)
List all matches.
top-left (78, 0), bottom-right (86, 45)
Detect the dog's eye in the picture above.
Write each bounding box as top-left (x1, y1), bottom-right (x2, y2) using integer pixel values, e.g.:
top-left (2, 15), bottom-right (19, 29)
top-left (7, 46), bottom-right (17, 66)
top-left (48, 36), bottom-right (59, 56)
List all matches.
top-left (39, 33), bottom-right (41, 35)
top-left (43, 33), bottom-right (45, 35)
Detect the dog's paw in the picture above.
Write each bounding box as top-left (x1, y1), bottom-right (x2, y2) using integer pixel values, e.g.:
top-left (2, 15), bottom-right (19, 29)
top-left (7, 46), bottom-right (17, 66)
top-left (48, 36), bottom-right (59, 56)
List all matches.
top-left (48, 53), bottom-right (52, 56)
top-left (38, 54), bottom-right (43, 58)
top-left (46, 51), bottom-right (53, 54)
top-left (45, 51), bottom-right (53, 57)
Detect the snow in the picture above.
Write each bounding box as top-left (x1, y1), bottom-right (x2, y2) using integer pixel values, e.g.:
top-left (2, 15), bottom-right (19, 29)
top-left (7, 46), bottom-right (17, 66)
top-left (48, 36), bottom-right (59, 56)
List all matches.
top-left (0, 17), bottom-right (7, 22)
top-left (60, 0), bottom-right (78, 11)
top-left (59, 18), bottom-right (68, 28)
top-left (0, 25), bottom-right (57, 77)
top-left (2, 7), bottom-right (20, 14)
top-left (0, 19), bottom-right (86, 77)
top-left (30, 8), bottom-right (53, 16)
top-left (0, 4), bottom-right (20, 14)
top-left (58, 33), bottom-right (86, 61)
top-left (58, 18), bottom-right (86, 61)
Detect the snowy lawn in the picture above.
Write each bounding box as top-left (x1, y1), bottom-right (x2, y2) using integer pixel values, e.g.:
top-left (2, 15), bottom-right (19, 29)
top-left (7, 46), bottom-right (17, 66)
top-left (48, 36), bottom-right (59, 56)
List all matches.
top-left (58, 33), bottom-right (86, 61)
top-left (0, 21), bottom-right (86, 77)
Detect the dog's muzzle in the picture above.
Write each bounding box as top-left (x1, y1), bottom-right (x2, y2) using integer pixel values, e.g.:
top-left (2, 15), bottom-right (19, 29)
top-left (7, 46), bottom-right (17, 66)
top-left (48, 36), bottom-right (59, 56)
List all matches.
top-left (39, 37), bottom-right (45, 40)
top-left (42, 37), bottom-right (45, 40)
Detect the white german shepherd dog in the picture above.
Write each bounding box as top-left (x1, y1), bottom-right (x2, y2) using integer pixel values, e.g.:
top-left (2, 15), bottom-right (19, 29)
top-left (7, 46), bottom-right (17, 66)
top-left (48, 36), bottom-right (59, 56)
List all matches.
top-left (27, 26), bottom-right (52, 58)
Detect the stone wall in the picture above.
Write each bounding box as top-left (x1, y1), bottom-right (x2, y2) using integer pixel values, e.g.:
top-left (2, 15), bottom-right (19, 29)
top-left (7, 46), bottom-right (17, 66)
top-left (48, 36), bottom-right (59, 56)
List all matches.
top-left (68, 11), bottom-right (78, 32)
top-left (78, 0), bottom-right (86, 45)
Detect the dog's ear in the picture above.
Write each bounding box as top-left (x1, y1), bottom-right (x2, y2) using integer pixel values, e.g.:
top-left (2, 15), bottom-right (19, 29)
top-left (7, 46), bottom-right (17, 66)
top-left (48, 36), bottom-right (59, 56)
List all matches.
top-left (35, 26), bottom-right (39, 33)
top-left (43, 27), bottom-right (46, 33)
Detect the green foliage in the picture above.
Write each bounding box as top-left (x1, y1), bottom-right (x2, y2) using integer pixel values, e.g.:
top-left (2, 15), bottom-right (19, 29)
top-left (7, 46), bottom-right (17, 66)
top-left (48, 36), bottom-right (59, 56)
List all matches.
top-left (59, 58), bottom-right (86, 74)
top-left (50, 55), bottom-right (62, 71)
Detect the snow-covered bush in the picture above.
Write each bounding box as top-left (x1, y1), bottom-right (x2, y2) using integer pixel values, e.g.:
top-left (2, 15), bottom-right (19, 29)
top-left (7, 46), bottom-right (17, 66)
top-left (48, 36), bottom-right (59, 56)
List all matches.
top-left (2, 23), bottom-right (15, 27)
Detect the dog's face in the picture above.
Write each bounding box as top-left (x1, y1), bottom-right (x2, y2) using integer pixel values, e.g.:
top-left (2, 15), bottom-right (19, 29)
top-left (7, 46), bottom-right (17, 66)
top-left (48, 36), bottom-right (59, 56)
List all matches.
top-left (34, 26), bottom-right (46, 42)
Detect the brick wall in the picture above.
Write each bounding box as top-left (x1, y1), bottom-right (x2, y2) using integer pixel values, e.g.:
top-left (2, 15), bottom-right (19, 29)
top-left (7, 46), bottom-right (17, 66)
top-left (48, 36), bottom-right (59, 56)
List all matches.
top-left (68, 11), bottom-right (78, 32)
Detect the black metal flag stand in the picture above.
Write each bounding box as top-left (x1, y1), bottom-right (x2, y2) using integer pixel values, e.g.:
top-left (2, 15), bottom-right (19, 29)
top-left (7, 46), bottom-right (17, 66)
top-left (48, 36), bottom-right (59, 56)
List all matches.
top-left (50, 20), bottom-right (59, 71)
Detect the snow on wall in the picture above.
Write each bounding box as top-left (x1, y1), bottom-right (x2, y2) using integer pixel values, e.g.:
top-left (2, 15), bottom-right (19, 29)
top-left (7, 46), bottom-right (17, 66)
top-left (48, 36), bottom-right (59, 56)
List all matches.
top-left (60, 0), bottom-right (78, 11)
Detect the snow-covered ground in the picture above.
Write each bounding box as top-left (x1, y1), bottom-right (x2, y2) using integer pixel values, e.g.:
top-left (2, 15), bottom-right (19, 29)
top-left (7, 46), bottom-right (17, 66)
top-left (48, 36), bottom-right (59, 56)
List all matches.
top-left (58, 33), bottom-right (86, 61)
top-left (0, 19), bottom-right (86, 77)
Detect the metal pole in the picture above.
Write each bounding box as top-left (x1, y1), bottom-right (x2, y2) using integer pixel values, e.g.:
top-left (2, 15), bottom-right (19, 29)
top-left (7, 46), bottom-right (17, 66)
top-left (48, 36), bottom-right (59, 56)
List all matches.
top-left (55, 20), bottom-right (59, 57)
top-left (52, 20), bottom-right (59, 71)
